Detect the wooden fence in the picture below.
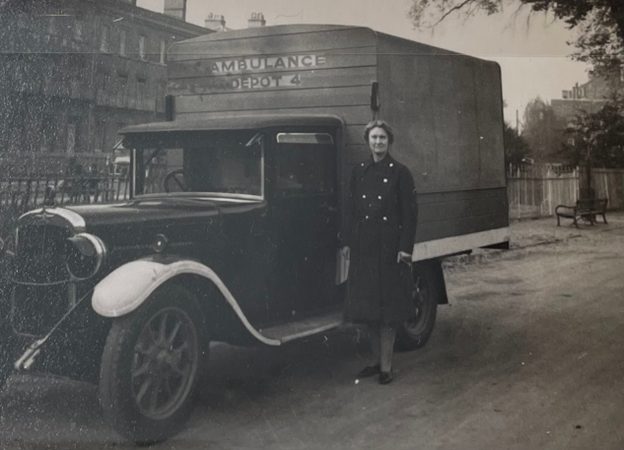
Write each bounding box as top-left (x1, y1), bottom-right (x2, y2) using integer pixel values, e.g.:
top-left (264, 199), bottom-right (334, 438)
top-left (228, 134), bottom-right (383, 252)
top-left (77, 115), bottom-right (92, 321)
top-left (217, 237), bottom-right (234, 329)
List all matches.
top-left (593, 168), bottom-right (624, 210)
top-left (508, 164), bottom-right (624, 220)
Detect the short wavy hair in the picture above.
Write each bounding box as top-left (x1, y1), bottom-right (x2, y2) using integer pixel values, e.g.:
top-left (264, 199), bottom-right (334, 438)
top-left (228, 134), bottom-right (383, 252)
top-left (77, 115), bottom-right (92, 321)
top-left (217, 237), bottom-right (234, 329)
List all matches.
top-left (363, 120), bottom-right (394, 145)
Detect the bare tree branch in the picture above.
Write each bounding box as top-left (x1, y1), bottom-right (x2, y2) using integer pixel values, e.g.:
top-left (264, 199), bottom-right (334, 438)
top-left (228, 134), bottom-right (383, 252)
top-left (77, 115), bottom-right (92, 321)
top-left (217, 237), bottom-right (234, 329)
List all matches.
top-left (433, 0), bottom-right (479, 26)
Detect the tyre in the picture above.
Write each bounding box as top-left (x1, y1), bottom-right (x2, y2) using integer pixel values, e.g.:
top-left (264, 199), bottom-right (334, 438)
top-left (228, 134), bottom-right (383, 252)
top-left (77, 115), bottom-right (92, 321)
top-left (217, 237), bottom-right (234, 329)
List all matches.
top-left (395, 266), bottom-right (438, 351)
top-left (99, 284), bottom-right (206, 444)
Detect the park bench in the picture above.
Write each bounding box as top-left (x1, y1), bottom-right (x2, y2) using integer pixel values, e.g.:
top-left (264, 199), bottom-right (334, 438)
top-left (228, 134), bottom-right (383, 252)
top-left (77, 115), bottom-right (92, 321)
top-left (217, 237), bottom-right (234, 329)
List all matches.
top-left (555, 198), bottom-right (608, 228)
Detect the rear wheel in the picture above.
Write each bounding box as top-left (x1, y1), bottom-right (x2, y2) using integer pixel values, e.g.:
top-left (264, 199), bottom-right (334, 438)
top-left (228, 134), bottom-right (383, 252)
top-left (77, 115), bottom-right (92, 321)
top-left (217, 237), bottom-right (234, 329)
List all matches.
top-left (99, 285), bottom-right (206, 444)
top-left (395, 267), bottom-right (437, 351)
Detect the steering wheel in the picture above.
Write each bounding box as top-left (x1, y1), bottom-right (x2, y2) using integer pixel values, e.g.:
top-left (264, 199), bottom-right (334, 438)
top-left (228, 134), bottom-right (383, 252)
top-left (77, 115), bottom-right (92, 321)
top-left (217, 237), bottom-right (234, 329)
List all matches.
top-left (164, 169), bottom-right (189, 193)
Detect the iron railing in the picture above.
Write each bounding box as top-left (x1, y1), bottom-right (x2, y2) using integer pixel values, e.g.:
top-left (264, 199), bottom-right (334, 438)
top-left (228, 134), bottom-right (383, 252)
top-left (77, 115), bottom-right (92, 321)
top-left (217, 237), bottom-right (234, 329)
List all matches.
top-left (0, 174), bottom-right (130, 239)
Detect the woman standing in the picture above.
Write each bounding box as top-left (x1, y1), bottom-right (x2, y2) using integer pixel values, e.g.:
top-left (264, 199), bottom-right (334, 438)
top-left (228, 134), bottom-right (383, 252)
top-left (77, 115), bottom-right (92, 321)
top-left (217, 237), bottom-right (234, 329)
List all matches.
top-left (342, 120), bottom-right (418, 385)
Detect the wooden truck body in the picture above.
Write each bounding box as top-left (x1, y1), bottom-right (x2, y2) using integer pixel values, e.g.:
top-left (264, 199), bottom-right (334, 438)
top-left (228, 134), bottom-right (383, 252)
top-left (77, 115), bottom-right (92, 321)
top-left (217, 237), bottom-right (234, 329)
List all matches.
top-left (166, 24), bottom-right (509, 255)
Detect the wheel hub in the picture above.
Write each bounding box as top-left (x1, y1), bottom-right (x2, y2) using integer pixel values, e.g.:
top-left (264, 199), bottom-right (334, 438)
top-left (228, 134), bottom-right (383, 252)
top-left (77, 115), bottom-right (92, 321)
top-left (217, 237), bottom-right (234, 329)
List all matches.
top-left (131, 307), bottom-right (199, 420)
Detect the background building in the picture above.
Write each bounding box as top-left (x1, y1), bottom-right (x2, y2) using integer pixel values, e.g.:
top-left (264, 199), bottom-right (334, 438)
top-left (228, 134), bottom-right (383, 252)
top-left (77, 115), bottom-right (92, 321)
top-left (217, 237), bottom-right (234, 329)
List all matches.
top-left (0, 0), bottom-right (208, 174)
top-left (552, 72), bottom-right (624, 127)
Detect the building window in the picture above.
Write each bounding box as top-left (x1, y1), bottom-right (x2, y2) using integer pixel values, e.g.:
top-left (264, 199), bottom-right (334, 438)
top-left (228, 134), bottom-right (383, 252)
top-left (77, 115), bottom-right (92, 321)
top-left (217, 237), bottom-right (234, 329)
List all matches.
top-left (117, 73), bottom-right (129, 105)
top-left (41, 116), bottom-right (55, 153)
top-left (101, 71), bottom-right (110, 91)
top-left (139, 35), bottom-right (147, 60)
top-left (100, 25), bottom-right (109, 52)
top-left (96, 124), bottom-right (106, 153)
top-left (70, 76), bottom-right (80, 97)
top-left (74, 21), bottom-right (83, 40)
top-left (48, 17), bottom-right (58, 35)
top-left (160, 39), bottom-right (166, 64)
top-left (118, 73), bottom-right (128, 91)
top-left (67, 121), bottom-right (77, 154)
top-left (156, 82), bottom-right (167, 111)
top-left (96, 70), bottom-right (111, 98)
top-left (119, 29), bottom-right (126, 56)
top-left (137, 77), bottom-right (147, 109)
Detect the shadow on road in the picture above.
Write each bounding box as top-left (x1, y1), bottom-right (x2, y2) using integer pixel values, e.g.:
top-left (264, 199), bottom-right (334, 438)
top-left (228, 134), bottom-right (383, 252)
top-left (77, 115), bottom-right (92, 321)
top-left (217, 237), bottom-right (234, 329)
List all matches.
top-left (0, 304), bottom-right (535, 449)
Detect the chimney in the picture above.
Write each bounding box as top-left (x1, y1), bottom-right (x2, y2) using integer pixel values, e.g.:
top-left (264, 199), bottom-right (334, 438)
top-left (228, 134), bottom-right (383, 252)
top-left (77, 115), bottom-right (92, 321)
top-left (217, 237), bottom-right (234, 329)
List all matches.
top-left (248, 12), bottom-right (266, 28)
top-left (164, 0), bottom-right (187, 21)
top-left (204, 13), bottom-right (226, 32)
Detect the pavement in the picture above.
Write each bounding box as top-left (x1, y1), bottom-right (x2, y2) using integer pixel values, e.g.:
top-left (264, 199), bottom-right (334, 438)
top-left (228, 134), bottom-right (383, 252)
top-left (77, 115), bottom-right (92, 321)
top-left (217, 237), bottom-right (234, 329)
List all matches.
top-left (444, 210), bottom-right (624, 268)
top-left (508, 211), bottom-right (623, 248)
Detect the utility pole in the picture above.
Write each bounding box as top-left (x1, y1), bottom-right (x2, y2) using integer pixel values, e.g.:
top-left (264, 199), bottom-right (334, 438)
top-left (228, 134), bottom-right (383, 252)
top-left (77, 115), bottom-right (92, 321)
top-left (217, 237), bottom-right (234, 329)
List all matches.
top-left (585, 142), bottom-right (593, 199)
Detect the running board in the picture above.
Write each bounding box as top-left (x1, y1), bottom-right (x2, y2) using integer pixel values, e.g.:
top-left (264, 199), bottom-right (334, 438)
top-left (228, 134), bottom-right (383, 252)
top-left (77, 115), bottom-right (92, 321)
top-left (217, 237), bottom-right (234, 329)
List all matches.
top-left (258, 311), bottom-right (344, 344)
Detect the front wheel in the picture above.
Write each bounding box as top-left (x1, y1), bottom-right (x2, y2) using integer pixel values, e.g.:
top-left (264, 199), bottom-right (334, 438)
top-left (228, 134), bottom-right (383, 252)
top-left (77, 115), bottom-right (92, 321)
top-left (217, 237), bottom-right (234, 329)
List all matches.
top-left (395, 266), bottom-right (438, 351)
top-left (99, 285), bottom-right (206, 444)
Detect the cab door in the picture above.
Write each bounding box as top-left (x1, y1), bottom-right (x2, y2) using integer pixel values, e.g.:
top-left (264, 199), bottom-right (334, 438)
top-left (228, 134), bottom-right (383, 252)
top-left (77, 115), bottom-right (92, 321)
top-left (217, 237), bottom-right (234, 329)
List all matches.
top-left (267, 130), bottom-right (339, 320)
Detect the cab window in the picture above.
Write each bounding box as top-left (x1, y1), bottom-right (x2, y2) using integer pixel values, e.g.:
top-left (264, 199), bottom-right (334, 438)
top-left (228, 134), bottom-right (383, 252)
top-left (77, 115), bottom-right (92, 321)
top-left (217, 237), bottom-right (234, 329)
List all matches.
top-left (274, 132), bottom-right (335, 197)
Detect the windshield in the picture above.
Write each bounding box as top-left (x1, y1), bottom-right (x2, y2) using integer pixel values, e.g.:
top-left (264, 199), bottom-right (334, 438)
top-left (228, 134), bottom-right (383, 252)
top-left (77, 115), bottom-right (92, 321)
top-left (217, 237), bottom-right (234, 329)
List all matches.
top-left (134, 130), bottom-right (263, 198)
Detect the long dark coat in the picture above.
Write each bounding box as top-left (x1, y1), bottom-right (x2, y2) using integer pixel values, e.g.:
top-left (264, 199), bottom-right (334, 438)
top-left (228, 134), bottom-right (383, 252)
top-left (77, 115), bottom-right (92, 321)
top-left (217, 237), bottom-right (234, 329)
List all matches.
top-left (343, 153), bottom-right (418, 325)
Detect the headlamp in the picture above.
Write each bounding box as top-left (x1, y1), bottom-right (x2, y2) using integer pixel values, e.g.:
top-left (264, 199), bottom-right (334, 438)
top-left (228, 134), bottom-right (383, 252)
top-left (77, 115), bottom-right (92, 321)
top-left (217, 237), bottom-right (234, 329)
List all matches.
top-left (66, 233), bottom-right (107, 280)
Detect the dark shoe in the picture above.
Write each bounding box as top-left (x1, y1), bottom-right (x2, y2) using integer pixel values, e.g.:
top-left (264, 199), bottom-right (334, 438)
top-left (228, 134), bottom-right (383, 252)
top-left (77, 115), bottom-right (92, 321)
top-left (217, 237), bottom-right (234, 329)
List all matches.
top-left (357, 364), bottom-right (380, 378)
top-left (379, 371), bottom-right (393, 385)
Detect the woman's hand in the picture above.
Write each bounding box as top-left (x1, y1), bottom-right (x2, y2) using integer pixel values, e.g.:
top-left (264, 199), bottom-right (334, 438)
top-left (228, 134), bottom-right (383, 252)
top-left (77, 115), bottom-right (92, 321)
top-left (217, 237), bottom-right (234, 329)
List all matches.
top-left (397, 251), bottom-right (411, 264)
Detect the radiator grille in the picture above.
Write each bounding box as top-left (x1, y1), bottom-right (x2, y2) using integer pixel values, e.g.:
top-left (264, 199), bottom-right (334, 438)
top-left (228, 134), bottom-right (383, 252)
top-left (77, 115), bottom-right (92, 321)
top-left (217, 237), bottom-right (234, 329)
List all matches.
top-left (14, 224), bottom-right (70, 284)
top-left (12, 221), bottom-right (72, 335)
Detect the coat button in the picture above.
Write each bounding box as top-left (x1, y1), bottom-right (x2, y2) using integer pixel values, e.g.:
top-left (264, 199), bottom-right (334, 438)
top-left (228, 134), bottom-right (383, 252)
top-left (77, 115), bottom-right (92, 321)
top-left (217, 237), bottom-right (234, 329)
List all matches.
top-left (383, 216), bottom-right (388, 221)
top-left (365, 215), bottom-right (369, 219)
top-left (389, 163), bottom-right (394, 167)
top-left (361, 163), bottom-right (365, 166)
top-left (383, 178), bottom-right (388, 183)
top-left (362, 194), bottom-right (366, 198)
top-left (378, 195), bottom-right (382, 200)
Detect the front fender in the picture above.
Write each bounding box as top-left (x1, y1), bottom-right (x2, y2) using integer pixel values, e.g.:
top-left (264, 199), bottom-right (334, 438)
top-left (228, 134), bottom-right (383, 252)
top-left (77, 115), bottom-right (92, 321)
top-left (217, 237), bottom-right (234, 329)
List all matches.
top-left (92, 259), bottom-right (280, 346)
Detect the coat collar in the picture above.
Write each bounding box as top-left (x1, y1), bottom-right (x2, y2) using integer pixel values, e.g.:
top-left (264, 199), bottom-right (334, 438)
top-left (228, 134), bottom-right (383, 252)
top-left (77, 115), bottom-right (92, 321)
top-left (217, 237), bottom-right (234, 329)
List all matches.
top-left (360, 153), bottom-right (397, 171)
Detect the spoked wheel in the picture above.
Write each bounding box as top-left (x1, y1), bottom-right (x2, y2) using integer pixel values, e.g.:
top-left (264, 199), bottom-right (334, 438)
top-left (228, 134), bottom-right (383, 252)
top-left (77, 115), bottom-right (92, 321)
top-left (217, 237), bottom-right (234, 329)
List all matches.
top-left (396, 267), bottom-right (437, 351)
top-left (100, 285), bottom-right (206, 444)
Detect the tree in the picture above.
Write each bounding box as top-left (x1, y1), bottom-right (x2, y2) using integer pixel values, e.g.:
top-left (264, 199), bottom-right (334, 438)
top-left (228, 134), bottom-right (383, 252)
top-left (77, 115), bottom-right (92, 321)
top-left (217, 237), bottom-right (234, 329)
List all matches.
top-left (559, 97), bottom-right (624, 168)
top-left (503, 121), bottom-right (531, 165)
top-left (521, 97), bottom-right (563, 162)
top-left (408, 0), bottom-right (624, 75)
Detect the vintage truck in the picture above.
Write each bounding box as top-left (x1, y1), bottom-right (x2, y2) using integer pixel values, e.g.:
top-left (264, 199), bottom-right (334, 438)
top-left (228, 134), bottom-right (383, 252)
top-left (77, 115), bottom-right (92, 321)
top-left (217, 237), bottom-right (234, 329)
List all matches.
top-left (0, 25), bottom-right (508, 443)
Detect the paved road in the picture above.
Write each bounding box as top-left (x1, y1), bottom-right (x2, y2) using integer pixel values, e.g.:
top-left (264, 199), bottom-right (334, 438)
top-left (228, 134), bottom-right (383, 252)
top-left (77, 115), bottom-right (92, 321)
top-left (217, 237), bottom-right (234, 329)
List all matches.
top-left (1, 222), bottom-right (623, 449)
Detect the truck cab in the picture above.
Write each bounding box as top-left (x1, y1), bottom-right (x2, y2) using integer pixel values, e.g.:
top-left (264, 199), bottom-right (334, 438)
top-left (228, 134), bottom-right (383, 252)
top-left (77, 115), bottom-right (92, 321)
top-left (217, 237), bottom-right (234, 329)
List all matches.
top-left (120, 115), bottom-right (344, 325)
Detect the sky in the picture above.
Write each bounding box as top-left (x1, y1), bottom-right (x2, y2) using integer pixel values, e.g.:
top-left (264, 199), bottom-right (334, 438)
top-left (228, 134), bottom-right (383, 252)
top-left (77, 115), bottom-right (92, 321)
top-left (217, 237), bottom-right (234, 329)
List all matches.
top-left (138, 0), bottom-right (590, 129)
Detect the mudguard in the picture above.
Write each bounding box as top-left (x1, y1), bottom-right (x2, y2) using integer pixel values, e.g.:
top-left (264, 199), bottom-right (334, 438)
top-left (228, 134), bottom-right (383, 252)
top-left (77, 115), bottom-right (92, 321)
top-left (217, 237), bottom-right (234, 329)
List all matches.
top-left (92, 259), bottom-right (280, 346)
